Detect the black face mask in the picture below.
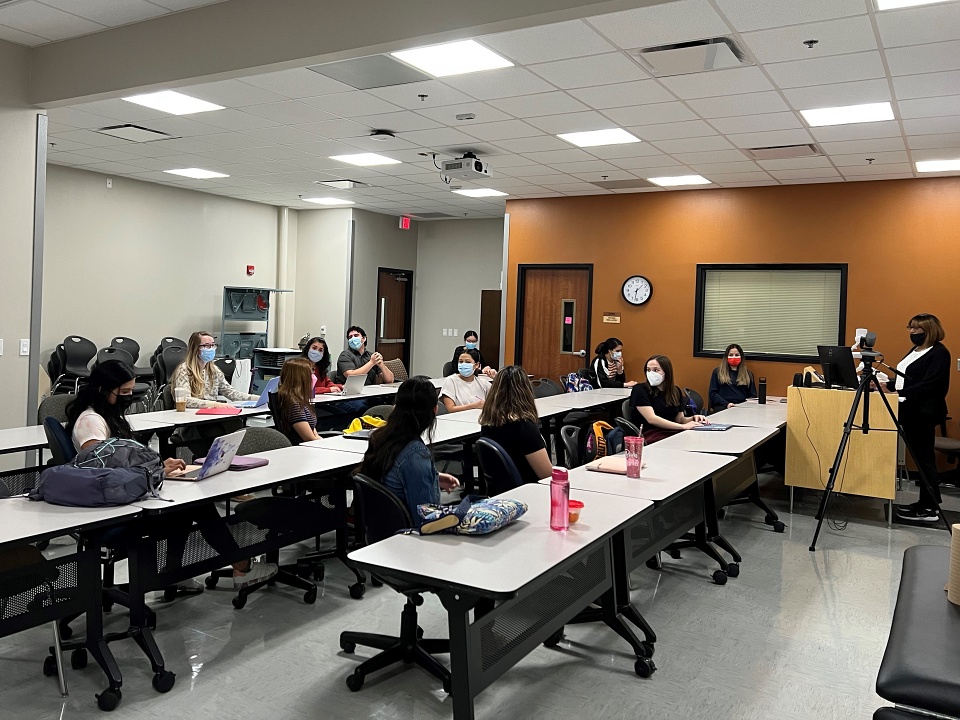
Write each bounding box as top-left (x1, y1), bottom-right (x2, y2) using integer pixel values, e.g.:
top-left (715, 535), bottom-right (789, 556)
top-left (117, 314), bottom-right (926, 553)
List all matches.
top-left (114, 394), bottom-right (135, 409)
top-left (910, 332), bottom-right (926, 347)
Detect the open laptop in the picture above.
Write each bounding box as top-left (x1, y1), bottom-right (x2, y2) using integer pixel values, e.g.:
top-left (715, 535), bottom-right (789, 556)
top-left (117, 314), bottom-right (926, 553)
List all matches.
top-left (231, 376), bottom-right (279, 408)
top-left (168, 429), bottom-right (246, 480)
top-left (340, 374), bottom-right (367, 396)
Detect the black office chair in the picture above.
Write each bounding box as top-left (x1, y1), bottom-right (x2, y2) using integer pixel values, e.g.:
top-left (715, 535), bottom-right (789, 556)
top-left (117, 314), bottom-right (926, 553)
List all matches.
top-left (615, 416), bottom-right (642, 438)
top-left (340, 474), bottom-right (451, 693)
top-left (61, 336), bottom-right (97, 392)
top-left (215, 356), bottom-right (237, 383)
top-left (475, 438), bottom-right (524, 496)
top-left (366, 404), bottom-right (394, 421)
top-left (684, 388), bottom-right (705, 415)
top-left (42, 418), bottom-right (76, 467)
top-left (111, 337), bottom-right (154, 383)
top-left (441, 361), bottom-right (453, 377)
top-left (38, 394), bottom-right (75, 426)
top-left (561, 425), bottom-right (583, 469)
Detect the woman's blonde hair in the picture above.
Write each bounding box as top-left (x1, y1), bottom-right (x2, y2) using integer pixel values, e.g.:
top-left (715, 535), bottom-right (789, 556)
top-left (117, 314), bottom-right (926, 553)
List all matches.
top-left (479, 366), bottom-right (538, 426)
top-left (716, 343), bottom-right (752, 387)
top-left (277, 358), bottom-right (316, 421)
top-left (908, 313), bottom-right (945, 347)
top-left (180, 331), bottom-right (218, 397)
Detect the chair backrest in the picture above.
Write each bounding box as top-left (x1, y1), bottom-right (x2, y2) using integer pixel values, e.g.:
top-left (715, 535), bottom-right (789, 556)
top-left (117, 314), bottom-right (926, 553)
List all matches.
top-left (538, 378), bottom-right (564, 396)
top-left (110, 337), bottom-right (140, 363)
top-left (159, 384), bottom-right (175, 411)
top-left (366, 404), bottom-right (394, 421)
top-left (38, 393), bottom-right (76, 424)
top-left (43, 417), bottom-right (77, 466)
top-left (532, 378), bottom-right (559, 398)
top-left (475, 437), bottom-right (525, 495)
top-left (215, 356), bottom-right (236, 383)
top-left (442, 361), bottom-right (453, 377)
top-left (48, 347), bottom-right (63, 381)
top-left (561, 425), bottom-right (583, 469)
top-left (684, 388), bottom-right (704, 415)
top-left (382, 358), bottom-right (408, 382)
top-left (578, 366), bottom-right (598, 387)
top-left (238, 427), bottom-right (292, 455)
top-left (160, 346), bottom-right (187, 383)
top-left (153, 337), bottom-right (186, 367)
top-left (353, 473), bottom-right (413, 545)
top-left (95, 346), bottom-right (134, 368)
top-left (615, 416), bottom-right (641, 437)
top-left (436, 401), bottom-right (448, 415)
top-left (267, 391), bottom-right (298, 444)
top-left (62, 335), bottom-right (97, 374)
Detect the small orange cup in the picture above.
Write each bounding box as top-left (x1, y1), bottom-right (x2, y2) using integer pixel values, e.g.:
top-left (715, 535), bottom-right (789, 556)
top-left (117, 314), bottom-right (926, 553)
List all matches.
top-left (568, 499), bottom-right (584, 525)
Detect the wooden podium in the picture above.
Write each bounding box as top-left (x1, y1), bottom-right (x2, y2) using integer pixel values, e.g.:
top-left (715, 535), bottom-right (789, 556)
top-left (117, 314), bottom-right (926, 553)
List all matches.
top-left (785, 386), bottom-right (898, 501)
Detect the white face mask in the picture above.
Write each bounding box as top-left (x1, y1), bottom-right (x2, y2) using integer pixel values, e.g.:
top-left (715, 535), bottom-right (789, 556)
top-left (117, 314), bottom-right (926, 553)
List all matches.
top-left (611, 351), bottom-right (622, 361)
top-left (646, 370), bottom-right (664, 387)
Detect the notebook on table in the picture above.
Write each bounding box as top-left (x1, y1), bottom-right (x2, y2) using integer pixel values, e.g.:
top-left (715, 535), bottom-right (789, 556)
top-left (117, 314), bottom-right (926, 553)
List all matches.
top-left (196, 406), bottom-right (242, 416)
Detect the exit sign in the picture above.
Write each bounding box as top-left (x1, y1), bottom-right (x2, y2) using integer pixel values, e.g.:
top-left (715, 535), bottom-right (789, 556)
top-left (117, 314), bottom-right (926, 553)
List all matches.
top-left (399, 216), bottom-right (411, 230)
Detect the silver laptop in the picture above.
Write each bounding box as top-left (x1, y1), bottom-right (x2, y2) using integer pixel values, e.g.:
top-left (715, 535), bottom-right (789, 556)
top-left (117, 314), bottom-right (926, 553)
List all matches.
top-left (341, 374), bottom-right (367, 396)
top-left (170, 429), bottom-right (246, 480)
top-left (232, 376), bottom-right (279, 408)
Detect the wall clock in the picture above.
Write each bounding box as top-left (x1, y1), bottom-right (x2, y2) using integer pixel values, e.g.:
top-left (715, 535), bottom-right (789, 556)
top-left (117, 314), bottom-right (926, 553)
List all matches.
top-left (622, 275), bottom-right (652, 306)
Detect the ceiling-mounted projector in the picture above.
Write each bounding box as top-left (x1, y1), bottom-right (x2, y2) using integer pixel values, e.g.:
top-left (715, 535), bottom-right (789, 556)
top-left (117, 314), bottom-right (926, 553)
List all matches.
top-left (441, 152), bottom-right (490, 180)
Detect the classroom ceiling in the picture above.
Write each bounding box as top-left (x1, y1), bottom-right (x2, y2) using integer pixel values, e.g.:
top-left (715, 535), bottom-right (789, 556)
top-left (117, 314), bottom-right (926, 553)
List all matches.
top-left (40, 0), bottom-right (960, 220)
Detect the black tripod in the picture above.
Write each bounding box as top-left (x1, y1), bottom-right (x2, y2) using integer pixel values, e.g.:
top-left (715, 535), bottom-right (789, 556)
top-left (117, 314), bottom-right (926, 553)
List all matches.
top-left (810, 354), bottom-right (950, 551)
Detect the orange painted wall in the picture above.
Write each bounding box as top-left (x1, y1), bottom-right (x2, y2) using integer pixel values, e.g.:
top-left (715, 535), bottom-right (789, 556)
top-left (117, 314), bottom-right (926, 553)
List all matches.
top-left (505, 177), bottom-right (960, 415)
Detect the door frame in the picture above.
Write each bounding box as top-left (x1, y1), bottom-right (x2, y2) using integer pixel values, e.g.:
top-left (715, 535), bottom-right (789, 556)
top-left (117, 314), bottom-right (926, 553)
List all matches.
top-left (375, 266), bottom-right (414, 369)
top-left (514, 263), bottom-right (594, 368)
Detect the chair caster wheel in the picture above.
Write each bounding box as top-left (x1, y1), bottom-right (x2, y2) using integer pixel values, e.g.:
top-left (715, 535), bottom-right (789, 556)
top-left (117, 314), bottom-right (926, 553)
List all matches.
top-left (773, 520), bottom-right (786, 533)
top-left (204, 577), bottom-right (219, 589)
top-left (304, 587), bottom-right (317, 604)
top-left (152, 670), bottom-right (175, 693)
top-left (71, 648), bottom-right (88, 670)
top-left (712, 570), bottom-right (728, 585)
top-left (42, 655), bottom-right (57, 677)
top-left (59, 622), bottom-right (73, 640)
top-left (641, 641), bottom-right (655, 658)
top-left (349, 583), bottom-right (365, 599)
top-left (668, 549), bottom-right (682, 560)
top-left (346, 673), bottom-right (364, 692)
top-left (543, 629), bottom-right (564, 648)
top-left (232, 595), bottom-right (247, 610)
top-left (314, 565), bottom-right (325, 581)
top-left (163, 587), bottom-right (178, 602)
top-left (717, 508), bottom-right (726, 520)
top-left (102, 602), bottom-right (114, 613)
top-left (726, 563), bottom-right (740, 578)
top-left (36, 539), bottom-right (50, 551)
top-left (371, 576), bottom-right (383, 588)
top-left (635, 657), bottom-right (656, 678)
top-left (645, 555), bottom-right (661, 571)
top-left (340, 641), bottom-right (356, 654)
top-left (416, 625), bottom-right (425, 639)
top-left (96, 688), bottom-right (121, 711)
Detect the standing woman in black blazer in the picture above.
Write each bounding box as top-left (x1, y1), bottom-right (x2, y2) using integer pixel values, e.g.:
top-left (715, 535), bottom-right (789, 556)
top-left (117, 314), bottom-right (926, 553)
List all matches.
top-left (885, 313), bottom-right (951, 523)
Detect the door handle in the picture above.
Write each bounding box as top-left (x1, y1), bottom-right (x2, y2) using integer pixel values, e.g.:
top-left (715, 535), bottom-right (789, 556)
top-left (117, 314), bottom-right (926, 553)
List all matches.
top-left (576, 349), bottom-right (586, 358)
top-left (380, 297), bottom-right (386, 337)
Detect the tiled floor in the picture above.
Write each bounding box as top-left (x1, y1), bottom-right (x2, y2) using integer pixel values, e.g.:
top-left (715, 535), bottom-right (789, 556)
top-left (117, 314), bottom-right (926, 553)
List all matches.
top-left (1, 476), bottom-right (953, 720)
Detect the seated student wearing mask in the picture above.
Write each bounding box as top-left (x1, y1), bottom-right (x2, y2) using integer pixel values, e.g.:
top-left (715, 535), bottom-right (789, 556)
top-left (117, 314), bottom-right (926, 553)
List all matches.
top-left (708, 343), bottom-right (757, 410)
top-left (591, 337), bottom-right (638, 389)
top-left (302, 336), bottom-right (342, 395)
top-left (439, 349), bottom-right (496, 413)
top-left (446, 330), bottom-right (492, 376)
top-left (335, 326), bottom-right (395, 386)
top-left (630, 355), bottom-right (709, 444)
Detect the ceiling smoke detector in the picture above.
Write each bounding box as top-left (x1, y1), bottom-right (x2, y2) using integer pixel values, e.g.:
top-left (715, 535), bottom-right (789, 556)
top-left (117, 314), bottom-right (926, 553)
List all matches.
top-left (630, 36), bottom-right (751, 77)
top-left (369, 130), bottom-right (396, 141)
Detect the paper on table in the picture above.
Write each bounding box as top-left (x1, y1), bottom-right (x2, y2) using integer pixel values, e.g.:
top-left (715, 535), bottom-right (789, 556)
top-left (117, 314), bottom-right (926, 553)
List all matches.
top-left (585, 456), bottom-right (647, 475)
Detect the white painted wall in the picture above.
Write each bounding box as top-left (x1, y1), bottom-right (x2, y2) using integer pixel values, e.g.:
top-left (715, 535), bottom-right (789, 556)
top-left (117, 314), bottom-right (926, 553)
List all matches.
top-left (411, 218), bottom-right (504, 376)
top-left (42, 165), bottom-right (281, 360)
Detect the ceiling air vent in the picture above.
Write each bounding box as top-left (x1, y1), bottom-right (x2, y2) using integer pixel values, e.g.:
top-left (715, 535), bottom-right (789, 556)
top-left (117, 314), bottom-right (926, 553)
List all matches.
top-left (314, 179), bottom-right (370, 189)
top-left (590, 179), bottom-right (657, 190)
top-left (630, 37), bottom-right (750, 77)
top-left (307, 55), bottom-right (431, 89)
top-left (95, 124), bottom-right (176, 143)
top-left (741, 144), bottom-right (823, 161)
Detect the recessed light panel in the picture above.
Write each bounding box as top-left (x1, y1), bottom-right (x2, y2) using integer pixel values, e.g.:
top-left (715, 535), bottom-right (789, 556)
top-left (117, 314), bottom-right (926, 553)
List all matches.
top-left (558, 128), bottom-right (641, 148)
top-left (392, 40), bottom-right (513, 78)
top-left (329, 153), bottom-right (401, 166)
top-left (122, 91), bottom-right (223, 116)
top-left (163, 168), bottom-right (229, 179)
top-left (876, 0), bottom-right (952, 9)
top-left (647, 175), bottom-right (711, 187)
top-left (800, 102), bottom-right (894, 127)
top-left (452, 188), bottom-right (508, 197)
top-left (302, 197), bottom-right (355, 205)
top-left (916, 159), bottom-right (960, 173)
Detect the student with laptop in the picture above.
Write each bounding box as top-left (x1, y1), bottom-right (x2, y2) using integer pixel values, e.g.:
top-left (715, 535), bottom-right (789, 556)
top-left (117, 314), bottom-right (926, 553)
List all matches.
top-left (630, 355), bottom-right (710, 444)
top-left (274, 358), bottom-right (323, 444)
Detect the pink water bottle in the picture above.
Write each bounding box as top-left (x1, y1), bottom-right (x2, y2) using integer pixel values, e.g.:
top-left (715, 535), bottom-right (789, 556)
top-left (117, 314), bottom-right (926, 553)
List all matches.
top-left (550, 467), bottom-right (569, 531)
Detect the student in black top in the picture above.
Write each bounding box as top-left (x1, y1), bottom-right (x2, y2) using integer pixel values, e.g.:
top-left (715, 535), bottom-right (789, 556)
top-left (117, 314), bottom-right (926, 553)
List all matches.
top-left (479, 366), bottom-right (553, 485)
top-left (630, 354), bottom-right (709, 444)
top-left (275, 358), bottom-right (321, 444)
top-left (446, 330), bottom-right (491, 376)
top-left (591, 337), bottom-right (638, 389)
top-left (708, 343), bottom-right (758, 410)
top-left (882, 314), bottom-right (951, 523)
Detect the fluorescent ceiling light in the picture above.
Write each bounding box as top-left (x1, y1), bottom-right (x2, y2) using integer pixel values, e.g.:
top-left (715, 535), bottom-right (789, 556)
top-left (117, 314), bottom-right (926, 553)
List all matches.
top-left (800, 102), bottom-right (894, 127)
top-left (302, 197), bottom-right (355, 205)
top-left (122, 90), bottom-right (223, 116)
top-left (558, 128), bottom-right (640, 148)
top-left (392, 40), bottom-right (513, 77)
top-left (452, 188), bottom-right (508, 198)
top-left (646, 175), bottom-right (711, 187)
top-left (329, 153), bottom-right (401, 166)
top-left (916, 159), bottom-right (960, 173)
top-left (876, 0), bottom-right (952, 9)
top-left (163, 168), bottom-right (229, 179)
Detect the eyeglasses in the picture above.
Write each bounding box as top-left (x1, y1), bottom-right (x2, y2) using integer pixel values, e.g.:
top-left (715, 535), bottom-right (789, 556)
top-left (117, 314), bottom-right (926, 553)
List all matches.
top-left (200, 343), bottom-right (218, 349)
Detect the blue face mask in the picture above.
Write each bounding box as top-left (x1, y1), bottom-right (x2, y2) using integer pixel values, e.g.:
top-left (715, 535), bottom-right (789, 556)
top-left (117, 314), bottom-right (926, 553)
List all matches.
top-left (348, 336), bottom-right (363, 351)
top-left (458, 363), bottom-right (475, 377)
top-left (611, 351), bottom-right (622, 361)
top-left (464, 341), bottom-right (477, 350)
top-left (307, 349), bottom-right (323, 363)
top-left (199, 348), bottom-right (216, 363)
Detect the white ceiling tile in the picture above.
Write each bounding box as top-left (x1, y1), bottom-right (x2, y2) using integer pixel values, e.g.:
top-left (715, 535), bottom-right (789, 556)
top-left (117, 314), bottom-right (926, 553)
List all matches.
top-left (768, 167), bottom-right (841, 180)
top-left (528, 53), bottom-right (648, 89)
top-left (586, 0), bottom-right (730, 49)
top-left (140, 115), bottom-right (221, 137)
top-left (704, 171), bottom-right (772, 182)
top-left (610, 156), bottom-right (688, 171)
top-left (766, 52), bottom-right (886, 90)
top-left (548, 160), bottom-right (620, 174)
top-left (44, 137), bottom-right (91, 153)
top-left (194, 148), bottom-right (266, 164)
top-left (291, 119), bottom-right (371, 140)
top-left (526, 111), bottom-right (618, 135)
top-left (115, 140), bottom-right (191, 157)
top-left (442, 67), bottom-right (557, 100)
top-left (414, 102), bottom-right (513, 125)
top-left (520, 149), bottom-right (596, 164)
top-left (809, 120), bottom-right (902, 142)
top-left (585, 142), bottom-right (664, 159)
top-left (739, 16), bottom-right (878, 65)
top-left (659, 66), bottom-right (774, 99)
top-left (480, 20), bottom-right (615, 64)
top-left (539, 181), bottom-right (603, 192)
top-left (367, 81), bottom-right (475, 109)
top-left (46, 107), bottom-right (117, 129)
top-left (709, 112), bottom-right (803, 135)
top-left (840, 163), bottom-right (914, 176)
top-left (876, 4), bottom-right (960, 48)
top-left (912, 146), bottom-right (960, 161)
top-left (830, 151), bottom-right (909, 167)
top-left (90, 160), bottom-right (169, 175)
top-left (844, 173), bottom-right (917, 182)
top-left (907, 133), bottom-right (960, 149)
top-left (631, 120), bottom-right (718, 141)
top-left (683, 160), bottom-right (761, 173)
top-left (396, 127), bottom-right (480, 147)
top-left (341, 135), bottom-right (419, 153)
top-left (726, 128), bottom-right (814, 148)
top-left (713, 0), bottom-right (865, 33)
top-left (457, 120), bottom-right (542, 141)
top-left (899, 95), bottom-right (960, 119)
top-left (147, 137), bottom-right (218, 154)
top-left (757, 155), bottom-right (835, 170)
top-left (819, 137), bottom-right (907, 154)
top-left (0, 22), bottom-right (48, 44)
top-left (238, 145), bottom-right (319, 162)
top-left (50, 129), bottom-right (129, 147)
top-left (488, 92), bottom-right (590, 118)
top-left (192, 109), bottom-right (280, 131)
top-left (783, 79), bottom-right (891, 109)
top-left (42, 0), bottom-right (166, 26)
top-left (199, 132), bottom-right (272, 149)
top-left (903, 116), bottom-right (960, 135)
top-left (492, 135), bottom-right (574, 153)
top-left (885, 41), bottom-right (960, 77)
top-left (150, 0), bottom-right (228, 10)
top-left (567, 80), bottom-right (676, 109)
top-left (354, 111), bottom-right (443, 133)
top-left (670, 150), bottom-right (753, 165)
top-left (895, 71), bottom-right (960, 101)
top-left (241, 127), bottom-right (326, 145)
top-left (239, 101), bottom-right (336, 125)
top-left (241, 69), bottom-right (353, 99)
top-left (296, 91), bottom-right (403, 118)
top-left (570, 170), bottom-right (638, 182)
top-left (66, 98), bottom-right (171, 123)
top-left (687, 91), bottom-right (791, 118)
top-left (179, 79), bottom-right (287, 108)
top-left (0, 1), bottom-right (102, 41)
top-left (649, 135), bottom-right (734, 153)
top-left (602, 102), bottom-right (698, 126)
top-left (45, 122), bottom-right (74, 135)
top-left (48, 151), bottom-right (110, 165)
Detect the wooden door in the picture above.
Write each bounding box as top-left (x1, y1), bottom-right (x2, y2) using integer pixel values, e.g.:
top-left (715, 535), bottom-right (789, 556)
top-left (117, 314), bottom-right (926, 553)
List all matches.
top-left (516, 265), bottom-right (592, 382)
top-left (479, 289), bottom-right (502, 369)
top-left (376, 268), bottom-right (412, 369)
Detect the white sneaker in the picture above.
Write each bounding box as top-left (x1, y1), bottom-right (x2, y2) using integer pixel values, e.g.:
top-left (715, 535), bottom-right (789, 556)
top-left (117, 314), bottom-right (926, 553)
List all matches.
top-left (233, 561), bottom-right (279, 589)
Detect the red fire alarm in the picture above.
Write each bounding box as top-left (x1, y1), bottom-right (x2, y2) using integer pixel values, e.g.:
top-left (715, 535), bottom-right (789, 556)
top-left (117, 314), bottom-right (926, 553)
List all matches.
top-left (246, 265), bottom-right (255, 276)
top-left (399, 216), bottom-right (411, 230)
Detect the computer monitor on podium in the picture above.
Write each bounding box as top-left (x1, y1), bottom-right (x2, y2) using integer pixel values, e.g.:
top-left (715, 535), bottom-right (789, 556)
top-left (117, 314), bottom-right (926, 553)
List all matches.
top-left (817, 345), bottom-right (859, 389)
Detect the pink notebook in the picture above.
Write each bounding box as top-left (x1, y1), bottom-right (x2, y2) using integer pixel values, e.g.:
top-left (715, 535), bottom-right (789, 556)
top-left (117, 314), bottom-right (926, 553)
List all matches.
top-left (196, 406), bottom-right (242, 415)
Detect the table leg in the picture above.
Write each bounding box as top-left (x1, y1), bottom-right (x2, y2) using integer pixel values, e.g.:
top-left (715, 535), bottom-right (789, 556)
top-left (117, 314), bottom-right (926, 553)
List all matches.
top-left (790, 486), bottom-right (794, 514)
top-left (79, 533), bottom-right (123, 705)
top-left (440, 592), bottom-right (479, 720)
top-left (704, 476), bottom-right (742, 565)
top-left (155, 429), bottom-right (175, 460)
top-left (126, 532), bottom-right (171, 679)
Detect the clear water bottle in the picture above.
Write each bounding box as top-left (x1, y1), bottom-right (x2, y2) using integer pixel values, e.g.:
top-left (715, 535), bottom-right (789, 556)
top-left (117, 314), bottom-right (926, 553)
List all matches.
top-left (550, 467), bottom-right (569, 532)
